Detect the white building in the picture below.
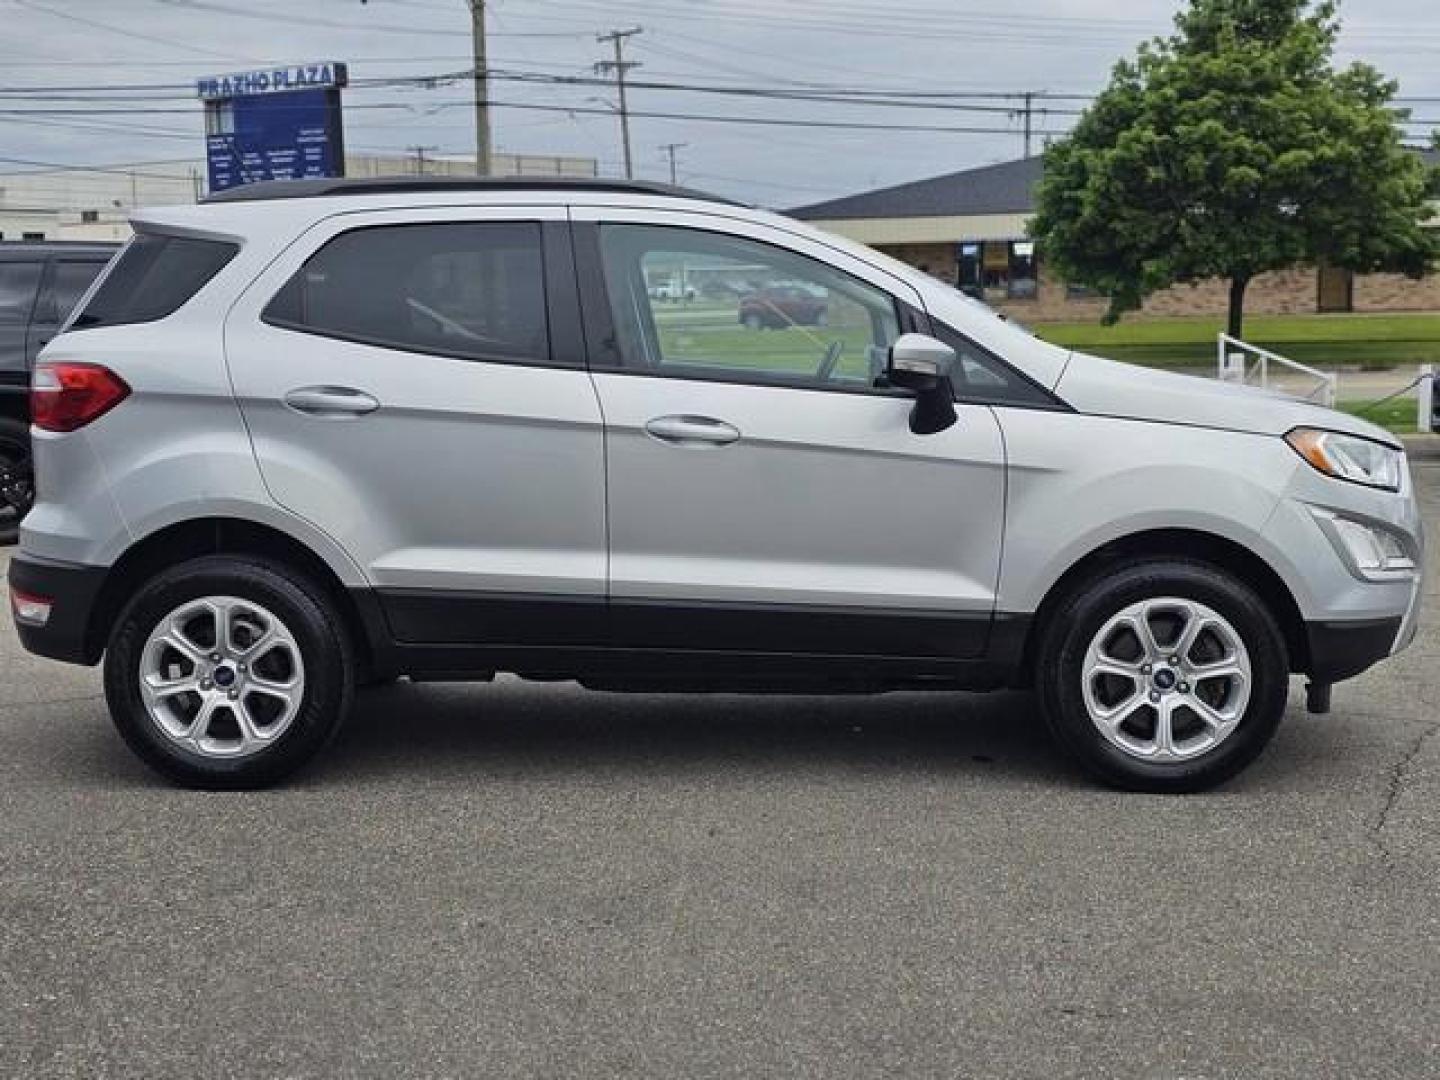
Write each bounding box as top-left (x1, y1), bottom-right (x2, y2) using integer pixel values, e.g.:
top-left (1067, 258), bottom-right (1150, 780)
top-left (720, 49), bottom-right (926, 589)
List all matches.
top-left (0, 152), bottom-right (599, 242)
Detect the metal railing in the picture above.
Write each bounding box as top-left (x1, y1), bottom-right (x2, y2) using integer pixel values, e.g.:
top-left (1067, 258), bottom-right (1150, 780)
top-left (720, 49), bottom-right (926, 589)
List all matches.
top-left (1216, 333), bottom-right (1337, 408)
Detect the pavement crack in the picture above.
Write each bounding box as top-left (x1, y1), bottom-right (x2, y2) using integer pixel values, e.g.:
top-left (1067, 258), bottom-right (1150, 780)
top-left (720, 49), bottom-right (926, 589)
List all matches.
top-left (1370, 690), bottom-right (1440, 865)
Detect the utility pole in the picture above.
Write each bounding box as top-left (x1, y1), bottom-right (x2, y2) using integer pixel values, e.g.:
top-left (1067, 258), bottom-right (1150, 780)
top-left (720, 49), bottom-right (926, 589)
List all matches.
top-left (1022, 91), bottom-right (1034, 159)
top-left (1015, 91), bottom-right (1049, 158)
top-left (470, 0), bottom-right (491, 175)
top-left (659, 141), bottom-right (687, 185)
top-left (596, 27), bottom-right (642, 179)
top-left (363, 0), bottom-right (490, 174)
top-left (409, 145), bottom-right (439, 175)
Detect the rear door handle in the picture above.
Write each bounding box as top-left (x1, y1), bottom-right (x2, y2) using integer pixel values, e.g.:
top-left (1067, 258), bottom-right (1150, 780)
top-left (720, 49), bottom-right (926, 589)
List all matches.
top-left (644, 414), bottom-right (741, 446)
top-left (283, 386), bottom-right (380, 418)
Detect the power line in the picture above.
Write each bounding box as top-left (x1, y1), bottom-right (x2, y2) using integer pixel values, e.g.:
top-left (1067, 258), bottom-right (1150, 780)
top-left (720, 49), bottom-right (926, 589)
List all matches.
top-left (0, 154), bottom-right (198, 180)
top-left (468, 100), bottom-right (1065, 136)
top-left (496, 0), bottom-right (1440, 47)
top-left (13, 0), bottom-right (260, 62)
top-left (1, 67), bottom-right (1434, 111)
top-left (0, 93), bottom-right (1432, 130)
top-left (156, 0), bottom-right (588, 38)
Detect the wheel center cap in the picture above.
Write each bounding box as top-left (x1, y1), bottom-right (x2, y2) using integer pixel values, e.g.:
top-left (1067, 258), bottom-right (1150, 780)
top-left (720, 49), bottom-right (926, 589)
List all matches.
top-left (1152, 667), bottom-right (1178, 692)
top-left (212, 665), bottom-right (237, 688)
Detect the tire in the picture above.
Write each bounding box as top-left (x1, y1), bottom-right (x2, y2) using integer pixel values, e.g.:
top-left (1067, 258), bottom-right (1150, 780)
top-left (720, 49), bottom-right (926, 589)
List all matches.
top-left (0, 415), bottom-right (34, 547)
top-left (103, 555), bottom-right (354, 789)
top-left (742, 312), bottom-right (763, 330)
top-left (1035, 558), bottom-right (1289, 793)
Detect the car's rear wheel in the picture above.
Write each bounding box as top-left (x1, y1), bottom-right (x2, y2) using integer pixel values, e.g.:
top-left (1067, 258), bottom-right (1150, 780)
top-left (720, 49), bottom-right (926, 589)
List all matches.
top-left (0, 416), bottom-right (35, 546)
top-left (1035, 559), bottom-right (1289, 793)
top-left (742, 312), bottom-right (763, 330)
top-left (103, 555), bottom-right (353, 789)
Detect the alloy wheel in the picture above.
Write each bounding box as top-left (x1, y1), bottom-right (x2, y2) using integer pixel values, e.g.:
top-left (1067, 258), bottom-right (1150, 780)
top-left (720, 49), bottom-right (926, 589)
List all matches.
top-left (138, 596), bottom-right (306, 758)
top-left (1081, 596), bottom-right (1252, 763)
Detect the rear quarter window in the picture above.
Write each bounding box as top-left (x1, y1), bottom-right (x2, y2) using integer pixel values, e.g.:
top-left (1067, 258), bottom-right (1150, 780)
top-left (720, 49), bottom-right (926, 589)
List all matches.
top-left (70, 233), bottom-right (238, 330)
top-left (262, 221), bottom-right (549, 365)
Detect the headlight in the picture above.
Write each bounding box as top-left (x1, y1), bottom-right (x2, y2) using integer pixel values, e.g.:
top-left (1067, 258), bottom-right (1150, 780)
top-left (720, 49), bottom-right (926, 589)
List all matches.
top-left (1285, 428), bottom-right (1403, 492)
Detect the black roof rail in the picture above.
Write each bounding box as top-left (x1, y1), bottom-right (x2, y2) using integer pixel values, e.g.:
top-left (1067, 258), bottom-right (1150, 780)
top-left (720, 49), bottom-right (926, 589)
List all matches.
top-left (203, 175), bottom-right (742, 206)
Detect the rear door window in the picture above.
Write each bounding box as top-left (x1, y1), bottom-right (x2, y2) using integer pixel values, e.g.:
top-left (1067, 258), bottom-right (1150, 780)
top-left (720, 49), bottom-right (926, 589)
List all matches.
top-left (0, 261), bottom-right (42, 373)
top-left (0, 261), bottom-right (42, 325)
top-left (263, 222), bottom-right (550, 365)
top-left (46, 260), bottom-right (110, 323)
top-left (70, 233), bottom-right (238, 330)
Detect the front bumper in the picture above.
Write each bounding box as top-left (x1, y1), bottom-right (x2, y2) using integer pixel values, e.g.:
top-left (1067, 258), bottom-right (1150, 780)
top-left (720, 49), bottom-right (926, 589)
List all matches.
top-left (1262, 449), bottom-right (1425, 683)
top-left (1304, 616), bottom-right (1404, 684)
top-left (7, 553), bottom-right (107, 665)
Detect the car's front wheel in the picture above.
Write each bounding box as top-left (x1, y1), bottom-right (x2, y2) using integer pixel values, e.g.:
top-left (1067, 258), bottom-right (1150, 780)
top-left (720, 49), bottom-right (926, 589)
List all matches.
top-left (1035, 559), bottom-right (1289, 793)
top-left (103, 555), bottom-right (354, 789)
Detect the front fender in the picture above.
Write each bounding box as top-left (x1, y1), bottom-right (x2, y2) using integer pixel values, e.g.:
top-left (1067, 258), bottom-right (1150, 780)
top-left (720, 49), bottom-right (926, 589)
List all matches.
top-left (994, 409), bottom-right (1306, 613)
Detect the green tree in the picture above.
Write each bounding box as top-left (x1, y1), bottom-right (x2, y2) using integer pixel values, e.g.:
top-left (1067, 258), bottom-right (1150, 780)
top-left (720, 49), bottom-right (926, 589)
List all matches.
top-left (1030, 0), bottom-right (1439, 338)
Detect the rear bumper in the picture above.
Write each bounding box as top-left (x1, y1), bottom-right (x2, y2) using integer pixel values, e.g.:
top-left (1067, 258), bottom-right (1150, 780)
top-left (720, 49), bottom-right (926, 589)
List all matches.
top-left (7, 553), bottom-right (106, 665)
top-left (1304, 616), bottom-right (1403, 684)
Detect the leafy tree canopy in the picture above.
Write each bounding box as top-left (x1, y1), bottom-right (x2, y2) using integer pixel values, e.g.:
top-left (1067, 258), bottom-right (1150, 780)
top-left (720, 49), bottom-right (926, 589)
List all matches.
top-left (1029, 0), bottom-right (1440, 335)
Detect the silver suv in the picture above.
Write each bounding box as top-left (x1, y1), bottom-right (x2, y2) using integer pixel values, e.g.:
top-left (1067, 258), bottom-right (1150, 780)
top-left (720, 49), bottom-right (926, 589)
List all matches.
top-left (8, 177), bottom-right (1424, 791)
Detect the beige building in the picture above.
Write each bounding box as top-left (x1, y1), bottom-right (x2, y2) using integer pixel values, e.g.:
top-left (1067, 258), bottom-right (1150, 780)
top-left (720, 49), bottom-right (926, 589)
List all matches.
top-left (789, 154), bottom-right (1440, 323)
top-left (0, 151), bottom-right (598, 243)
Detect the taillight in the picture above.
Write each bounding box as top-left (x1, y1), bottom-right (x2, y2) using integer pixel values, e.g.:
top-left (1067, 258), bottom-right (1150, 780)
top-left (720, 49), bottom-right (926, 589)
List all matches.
top-left (31, 362), bottom-right (130, 433)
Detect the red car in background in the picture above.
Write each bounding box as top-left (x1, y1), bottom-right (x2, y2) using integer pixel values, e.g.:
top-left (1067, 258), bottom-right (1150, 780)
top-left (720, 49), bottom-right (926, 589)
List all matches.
top-left (738, 284), bottom-right (828, 329)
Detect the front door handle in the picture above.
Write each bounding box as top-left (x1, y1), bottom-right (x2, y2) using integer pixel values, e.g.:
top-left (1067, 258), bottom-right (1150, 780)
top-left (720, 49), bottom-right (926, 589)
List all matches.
top-left (644, 414), bottom-right (741, 446)
top-left (283, 386), bottom-right (380, 418)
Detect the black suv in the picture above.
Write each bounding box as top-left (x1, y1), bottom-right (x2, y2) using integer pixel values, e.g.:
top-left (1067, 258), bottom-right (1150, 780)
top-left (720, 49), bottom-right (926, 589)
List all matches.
top-left (0, 241), bottom-right (118, 543)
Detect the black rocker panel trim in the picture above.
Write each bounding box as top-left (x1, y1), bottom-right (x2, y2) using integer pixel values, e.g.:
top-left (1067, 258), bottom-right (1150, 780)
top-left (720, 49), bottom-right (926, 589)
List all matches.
top-left (373, 589), bottom-right (999, 665)
top-left (379, 589), bottom-right (608, 646)
top-left (609, 596), bottom-right (988, 657)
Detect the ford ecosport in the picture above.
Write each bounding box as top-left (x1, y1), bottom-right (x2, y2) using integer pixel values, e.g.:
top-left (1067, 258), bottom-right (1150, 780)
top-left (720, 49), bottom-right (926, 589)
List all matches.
top-left (7, 177), bottom-right (1424, 791)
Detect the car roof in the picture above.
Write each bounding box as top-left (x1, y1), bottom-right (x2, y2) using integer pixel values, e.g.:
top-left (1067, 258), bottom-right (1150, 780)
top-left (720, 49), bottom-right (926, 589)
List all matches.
top-left (0, 241), bottom-right (120, 259)
top-left (135, 181), bottom-right (762, 246)
top-left (203, 175), bottom-right (742, 207)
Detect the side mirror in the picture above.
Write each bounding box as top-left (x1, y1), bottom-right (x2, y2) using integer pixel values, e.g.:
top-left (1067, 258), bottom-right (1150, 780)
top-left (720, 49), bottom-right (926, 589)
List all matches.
top-left (887, 333), bottom-right (958, 435)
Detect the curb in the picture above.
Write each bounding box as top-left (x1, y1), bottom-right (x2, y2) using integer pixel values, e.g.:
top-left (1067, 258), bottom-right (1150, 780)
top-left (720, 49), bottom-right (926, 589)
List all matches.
top-left (1401, 435), bottom-right (1440, 461)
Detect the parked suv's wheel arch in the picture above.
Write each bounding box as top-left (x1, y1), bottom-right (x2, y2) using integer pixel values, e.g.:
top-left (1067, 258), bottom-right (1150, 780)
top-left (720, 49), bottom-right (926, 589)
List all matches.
top-left (1018, 528), bottom-right (1308, 686)
top-left (85, 518), bottom-right (385, 679)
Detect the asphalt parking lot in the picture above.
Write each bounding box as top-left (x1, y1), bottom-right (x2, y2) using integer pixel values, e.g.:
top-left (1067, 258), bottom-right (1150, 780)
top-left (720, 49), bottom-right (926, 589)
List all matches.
top-left (3, 476), bottom-right (1438, 1079)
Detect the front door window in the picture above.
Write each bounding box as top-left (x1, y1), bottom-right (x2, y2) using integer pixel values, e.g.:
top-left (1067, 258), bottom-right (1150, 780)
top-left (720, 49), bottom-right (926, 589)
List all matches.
top-left (598, 224), bottom-right (902, 390)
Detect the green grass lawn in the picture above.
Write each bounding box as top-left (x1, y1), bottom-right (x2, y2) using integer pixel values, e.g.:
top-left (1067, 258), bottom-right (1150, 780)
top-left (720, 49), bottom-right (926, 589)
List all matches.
top-left (653, 302), bottom-right (879, 382)
top-left (1336, 397), bottom-right (1421, 434)
top-left (1032, 312), bottom-right (1440, 368)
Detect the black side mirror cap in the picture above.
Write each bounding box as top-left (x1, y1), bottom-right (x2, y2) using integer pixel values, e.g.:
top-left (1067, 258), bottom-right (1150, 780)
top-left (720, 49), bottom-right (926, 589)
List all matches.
top-left (908, 376), bottom-right (958, 434)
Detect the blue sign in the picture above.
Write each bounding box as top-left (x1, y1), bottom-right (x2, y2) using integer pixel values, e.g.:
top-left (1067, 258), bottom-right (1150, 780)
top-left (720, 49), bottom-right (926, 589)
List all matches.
top-left (199, 64), bottom-right (347, 193)
top-left (197, 63), bottom-right (347, 101)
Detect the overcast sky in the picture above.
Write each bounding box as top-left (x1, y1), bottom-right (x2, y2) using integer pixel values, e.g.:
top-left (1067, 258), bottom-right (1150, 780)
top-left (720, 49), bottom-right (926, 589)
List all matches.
top-left (1, 0), bottom-right (1437, 207)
